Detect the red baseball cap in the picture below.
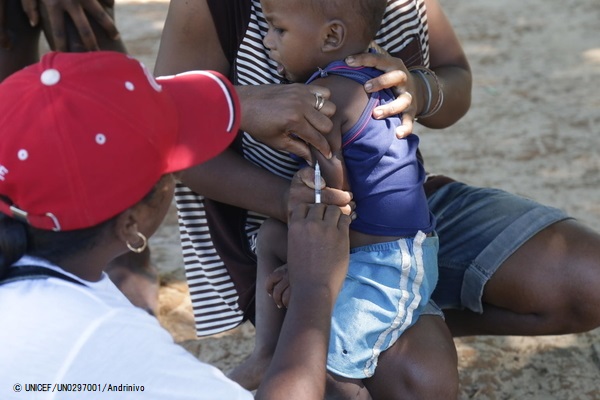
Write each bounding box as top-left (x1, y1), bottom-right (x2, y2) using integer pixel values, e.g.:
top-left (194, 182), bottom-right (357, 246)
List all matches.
top-left (0, 51), bottom-right (239, 231)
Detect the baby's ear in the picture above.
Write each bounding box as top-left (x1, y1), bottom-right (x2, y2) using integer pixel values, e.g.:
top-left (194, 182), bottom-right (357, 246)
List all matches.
top-left (322, 20), bottom-right (345, 52)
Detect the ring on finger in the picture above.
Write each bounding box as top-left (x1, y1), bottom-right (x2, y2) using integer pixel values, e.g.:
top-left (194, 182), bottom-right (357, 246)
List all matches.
top-left (314, 92), bottom-right (325, 111)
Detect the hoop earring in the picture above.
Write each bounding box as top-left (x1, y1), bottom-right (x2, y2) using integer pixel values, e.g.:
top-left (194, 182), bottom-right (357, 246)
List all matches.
top-left (126, 232), bottom-right (148, 254)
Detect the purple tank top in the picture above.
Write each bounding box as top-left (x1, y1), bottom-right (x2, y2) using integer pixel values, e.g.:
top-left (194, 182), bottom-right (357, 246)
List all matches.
top-left (306, 62), bottom-right (435, 236)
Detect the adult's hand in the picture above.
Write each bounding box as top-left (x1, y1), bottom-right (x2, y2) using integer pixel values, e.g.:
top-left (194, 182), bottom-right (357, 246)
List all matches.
top-left (237, 83), bottom-right (336, 164)
top-left (267, 166), bottom-right (354, 308)
top-left (345, 51), bottom-right (419, 138)
top-left (287, 202), bottom-right (351, 296)
top-left (286, 166), bottom-right (354, 220)
top-left (257, 201), bottom-right (350, 400)
top-left (30, 0), bottom-right (119, 51)
top-left (266, 188), bottom-right (352, 308)
top-left (345, 0), bottom-right (473, 133)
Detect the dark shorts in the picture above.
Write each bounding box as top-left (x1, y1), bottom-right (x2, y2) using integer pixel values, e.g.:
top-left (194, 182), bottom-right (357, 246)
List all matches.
top-left (427, 181), bottom-right (571, 313)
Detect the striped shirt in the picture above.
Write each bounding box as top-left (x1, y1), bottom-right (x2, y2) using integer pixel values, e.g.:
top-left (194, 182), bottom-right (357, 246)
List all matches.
top-left (176, 0), bottom-right (431, 336)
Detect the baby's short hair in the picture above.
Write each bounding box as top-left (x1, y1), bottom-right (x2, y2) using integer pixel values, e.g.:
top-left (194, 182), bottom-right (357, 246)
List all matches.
top-left (313, 0), bottom-right (387, 42)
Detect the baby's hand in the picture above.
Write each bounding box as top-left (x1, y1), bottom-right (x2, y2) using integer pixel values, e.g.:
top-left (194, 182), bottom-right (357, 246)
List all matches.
top-left (266, 265), bottom-right (290, 309)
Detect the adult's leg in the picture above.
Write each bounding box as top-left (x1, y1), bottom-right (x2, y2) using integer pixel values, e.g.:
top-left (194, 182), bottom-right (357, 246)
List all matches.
top-left (428, 181), bottom-right (600, 336)
top-left (228, 218), bottom-right (288, 390)
top-left (446, 219), bottom-right (600, 336)
top-left (363, 315), bottom-right (458, 400)
top-left (325, 374), bottom-right (370, 400)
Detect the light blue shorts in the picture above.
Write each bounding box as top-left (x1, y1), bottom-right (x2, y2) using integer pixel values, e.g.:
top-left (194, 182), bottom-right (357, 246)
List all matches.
top-left (327, 232), bottom-right (439, 379)
top-left (428, 182), bottom-right (571, 312)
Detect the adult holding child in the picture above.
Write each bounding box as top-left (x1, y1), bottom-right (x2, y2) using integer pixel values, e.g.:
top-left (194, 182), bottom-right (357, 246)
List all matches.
top-left (0, 50), bottom-right (354, 400)
top-left (229, 0), bottom-right (458, 397)
top-left (154, 0), bottom-right (600, 397)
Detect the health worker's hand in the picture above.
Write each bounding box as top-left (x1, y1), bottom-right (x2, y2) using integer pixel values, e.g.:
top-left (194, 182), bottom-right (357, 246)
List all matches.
top-left (285, 166), bottom-right (354, 221)
top-left (286, 202), bottom-right (351, 305)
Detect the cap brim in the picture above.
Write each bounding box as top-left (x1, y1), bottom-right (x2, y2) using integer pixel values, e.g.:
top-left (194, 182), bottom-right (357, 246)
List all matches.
top-left (157, 71), bottom-right (240, 172)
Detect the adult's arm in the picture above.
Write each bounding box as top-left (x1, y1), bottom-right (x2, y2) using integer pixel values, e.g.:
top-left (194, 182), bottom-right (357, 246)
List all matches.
top-left (155, 0), bottom-right (337, 222)
top-left (256, 170), bottom-right (352, 399)
top-left (422, 0), bottom-right (471, 128)
top-left (179, 146), bottom-right (353, 225)
top-left (346, 0), bottom-right (472, 135)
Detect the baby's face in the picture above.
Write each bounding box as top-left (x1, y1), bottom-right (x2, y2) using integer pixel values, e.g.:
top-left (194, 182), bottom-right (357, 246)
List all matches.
top-left (261, 0), bottom-right (328, 82)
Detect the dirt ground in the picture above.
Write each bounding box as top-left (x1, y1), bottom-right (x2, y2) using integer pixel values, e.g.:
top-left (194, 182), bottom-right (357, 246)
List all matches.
top-left (112, 0), bottom-right (600, 398)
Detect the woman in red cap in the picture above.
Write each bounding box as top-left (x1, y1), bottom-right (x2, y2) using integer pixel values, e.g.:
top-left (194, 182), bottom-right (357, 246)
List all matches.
top-left (0, 51), bottom-right (354, 400)
top-left (0, 0), bottom-right (159, 316)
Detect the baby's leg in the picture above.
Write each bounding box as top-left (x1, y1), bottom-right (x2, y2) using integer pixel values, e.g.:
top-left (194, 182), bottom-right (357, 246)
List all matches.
top-left (228, 218), bottom-right (288, 390)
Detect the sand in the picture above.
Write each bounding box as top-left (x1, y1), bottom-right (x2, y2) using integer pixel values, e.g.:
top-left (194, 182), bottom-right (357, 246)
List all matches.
top-left (112, 0), bottom-right (600, 398)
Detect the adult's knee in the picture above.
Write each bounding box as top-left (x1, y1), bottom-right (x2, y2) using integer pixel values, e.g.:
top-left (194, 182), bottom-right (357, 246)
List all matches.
top-left (365, 316), bottom-right (459, 399)
top-left (558, 221), bottom-right (600, 332)
top-left (530, 221), bottom-right (600, 333)
top-left (388, 351), bottom-right (458, 400)
top-left (482, 219), bottom-right (600, 335)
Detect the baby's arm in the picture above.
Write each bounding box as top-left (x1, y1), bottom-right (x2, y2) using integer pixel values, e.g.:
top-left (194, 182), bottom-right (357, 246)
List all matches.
top-left (309, 74), bottom-right (368, 192)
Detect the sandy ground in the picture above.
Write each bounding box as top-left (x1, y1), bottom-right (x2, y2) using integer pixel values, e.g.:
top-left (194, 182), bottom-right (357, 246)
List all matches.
top-left (111, 0), bottom-right (600, 398)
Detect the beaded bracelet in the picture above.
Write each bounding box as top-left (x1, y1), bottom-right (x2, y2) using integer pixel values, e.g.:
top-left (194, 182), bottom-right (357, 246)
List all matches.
top-left (408, 66), bottom-right (444, 119)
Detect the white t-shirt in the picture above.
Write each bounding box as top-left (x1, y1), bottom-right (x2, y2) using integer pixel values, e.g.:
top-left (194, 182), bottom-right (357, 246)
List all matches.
top-left (0, 256), bottom-right (252, 400)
